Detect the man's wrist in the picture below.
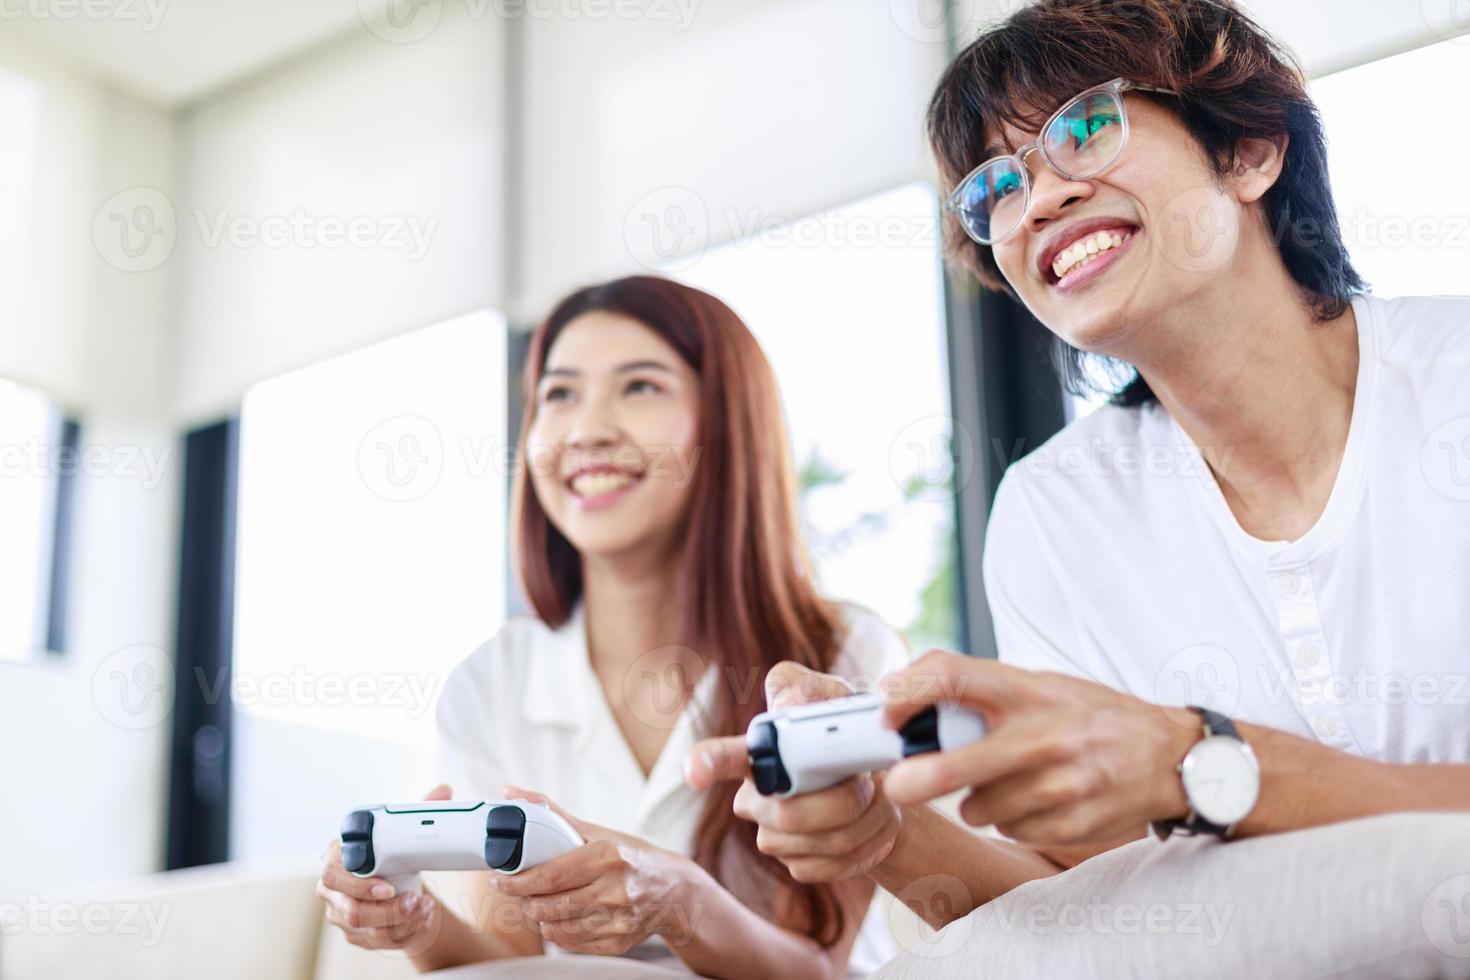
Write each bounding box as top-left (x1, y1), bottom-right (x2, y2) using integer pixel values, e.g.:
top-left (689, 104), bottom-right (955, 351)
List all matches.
top-left (1153, 705), bottom-right (1203, 822)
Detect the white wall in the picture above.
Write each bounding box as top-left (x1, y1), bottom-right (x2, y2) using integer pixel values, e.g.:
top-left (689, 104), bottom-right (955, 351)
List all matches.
top-left (514, 0), bottom-right (951, 319)
top-left (171, 5), bottom-right (506, 425)
top-left (0, 36), bottom-right (175, 413)
top-left (0, 36), bottom-right (181, 899)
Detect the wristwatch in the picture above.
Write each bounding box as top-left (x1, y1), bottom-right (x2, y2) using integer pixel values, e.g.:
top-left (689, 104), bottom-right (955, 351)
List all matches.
top-left (1151, 706), bottom-right (1260, 840)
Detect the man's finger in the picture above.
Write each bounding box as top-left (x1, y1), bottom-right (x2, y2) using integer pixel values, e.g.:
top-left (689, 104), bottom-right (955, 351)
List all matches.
top-left (878, 649), bottom-right (1021, 731)
top-left (882, 711), bottom-right (1074, 807)
top-left (684, 736), bottom-right (751, 790)
top-left (766, 661), bottom-right (854, 709)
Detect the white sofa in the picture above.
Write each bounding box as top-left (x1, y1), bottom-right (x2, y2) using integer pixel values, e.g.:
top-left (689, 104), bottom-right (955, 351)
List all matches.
top-left (0, 855), bottom-right (908, 979)
top-left (1, 855), bottom-right (419, 980)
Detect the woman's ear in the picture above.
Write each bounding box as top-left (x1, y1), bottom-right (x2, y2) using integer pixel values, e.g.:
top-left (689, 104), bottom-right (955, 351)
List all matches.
top-left (1230, 134), bottom-right (1289, 204)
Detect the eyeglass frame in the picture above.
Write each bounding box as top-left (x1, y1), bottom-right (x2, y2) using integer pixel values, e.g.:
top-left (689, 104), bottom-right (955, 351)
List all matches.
top-left (942, 77), bottom-right (1177, 246)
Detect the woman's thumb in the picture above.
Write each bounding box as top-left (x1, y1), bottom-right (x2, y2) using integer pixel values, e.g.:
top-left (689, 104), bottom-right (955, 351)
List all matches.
top-left (422, 784), bottom-right (453, 801)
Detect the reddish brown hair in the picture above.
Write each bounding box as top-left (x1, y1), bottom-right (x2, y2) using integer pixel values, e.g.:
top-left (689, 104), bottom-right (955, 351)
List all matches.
top-left (928, 0), bottom-right (1364, 405)
top-left (511, 275), bottom-right (848, 944)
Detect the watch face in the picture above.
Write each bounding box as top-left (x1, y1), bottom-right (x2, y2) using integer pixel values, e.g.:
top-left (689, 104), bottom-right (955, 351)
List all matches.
top-left (1180, 736), bottom-right (1260, 827)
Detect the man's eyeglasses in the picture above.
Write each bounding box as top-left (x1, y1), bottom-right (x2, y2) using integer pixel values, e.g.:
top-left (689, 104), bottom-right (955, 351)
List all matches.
top-left (944, 78), bottom-right (1175, 246)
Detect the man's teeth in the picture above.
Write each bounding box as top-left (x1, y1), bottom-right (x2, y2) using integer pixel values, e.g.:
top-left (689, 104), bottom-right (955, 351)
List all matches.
top-left (571, 472), bottom-right (636, 497)
top-left (1052, 230), bottom-right (1129, 280)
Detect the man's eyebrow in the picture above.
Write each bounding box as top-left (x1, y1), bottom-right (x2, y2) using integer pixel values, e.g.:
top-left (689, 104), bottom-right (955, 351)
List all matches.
top-left (540, 359), bottom-right (677, 379)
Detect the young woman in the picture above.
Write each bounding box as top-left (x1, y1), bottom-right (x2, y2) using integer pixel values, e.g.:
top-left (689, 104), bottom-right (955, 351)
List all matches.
top-left (317, 275), bottom-right (908, 977)
top-left (690, 0), bottom-right (1470, 966)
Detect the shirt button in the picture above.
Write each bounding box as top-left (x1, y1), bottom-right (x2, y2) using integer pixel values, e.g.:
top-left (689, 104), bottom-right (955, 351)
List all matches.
top-left (1294, 642), bottom-right (1323, 669)
top-left (1272, 571), bottom-right (1302, 598)
top-left (1312, 716), bottom-right (1338, 738)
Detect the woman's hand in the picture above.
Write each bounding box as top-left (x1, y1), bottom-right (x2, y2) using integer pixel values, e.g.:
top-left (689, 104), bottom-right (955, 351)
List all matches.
top-left (880, 650), bottom-right (1196, 847)
top-left (490, 787), bottom-right (707, 956)
top-left (316, 783), bottom-right (451, 955)
top-left (686, 662), bottom-right (904, 884)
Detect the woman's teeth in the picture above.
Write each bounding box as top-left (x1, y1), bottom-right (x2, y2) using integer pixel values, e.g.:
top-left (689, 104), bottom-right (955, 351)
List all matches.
top-left (1052, 230), bottom-right (1130, 280)
top-left (570, 472), bottom-right (636, 497)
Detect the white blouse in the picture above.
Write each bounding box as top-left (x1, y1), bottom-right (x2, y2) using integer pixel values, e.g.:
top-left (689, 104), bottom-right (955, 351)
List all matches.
top-left (434, 599), bottom-right (913, 974)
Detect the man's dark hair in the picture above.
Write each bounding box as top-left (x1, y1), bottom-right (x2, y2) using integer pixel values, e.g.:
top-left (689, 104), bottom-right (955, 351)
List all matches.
top-left (927, 0), bottom-right (1366, 406)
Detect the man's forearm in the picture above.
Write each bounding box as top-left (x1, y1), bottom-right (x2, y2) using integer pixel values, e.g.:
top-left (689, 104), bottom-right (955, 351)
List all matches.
top-left (1229, 722), bottom-right (1470, 837)
top-left (868, 803), bottom-right (1063, 929)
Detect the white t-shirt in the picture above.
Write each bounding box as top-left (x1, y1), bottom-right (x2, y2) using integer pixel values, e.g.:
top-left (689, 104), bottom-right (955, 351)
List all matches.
top-left (983, 292), bottom-right (1470, 764)
top-left (434, 599), bottom-right (912, 974)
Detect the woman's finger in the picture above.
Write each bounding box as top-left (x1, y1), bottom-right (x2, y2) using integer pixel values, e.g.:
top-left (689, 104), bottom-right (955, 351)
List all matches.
top-left (494, 841), bottom-right (613, 897)
top-left (501, 785), bottom-right (598, 839)
top-left (520, 879), bottom-right (620, 923)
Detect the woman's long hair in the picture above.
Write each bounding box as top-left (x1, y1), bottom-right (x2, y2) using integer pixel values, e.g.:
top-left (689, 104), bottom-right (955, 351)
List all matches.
top-left (511, 275), bottom-right (848, 945)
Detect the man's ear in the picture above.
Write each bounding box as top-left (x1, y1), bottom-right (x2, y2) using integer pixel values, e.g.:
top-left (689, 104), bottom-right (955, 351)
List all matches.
top-left (1230, 134), bottom-right (1289, 204)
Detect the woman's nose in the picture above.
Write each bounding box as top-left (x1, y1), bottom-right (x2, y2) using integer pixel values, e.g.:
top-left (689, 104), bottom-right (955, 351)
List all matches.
top-left (565, 395), bottom-right (620, 450)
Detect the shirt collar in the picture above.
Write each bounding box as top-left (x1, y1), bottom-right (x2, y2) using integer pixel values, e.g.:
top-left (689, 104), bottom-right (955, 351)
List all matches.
top-left (522, 602), bottom-right (598, 729)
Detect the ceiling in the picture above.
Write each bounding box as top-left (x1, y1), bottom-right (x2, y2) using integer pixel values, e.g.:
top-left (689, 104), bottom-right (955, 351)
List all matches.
top-left (2, 0), bottom-right (371, 109)
top-left (4, 0), bottom-right (1466, 111)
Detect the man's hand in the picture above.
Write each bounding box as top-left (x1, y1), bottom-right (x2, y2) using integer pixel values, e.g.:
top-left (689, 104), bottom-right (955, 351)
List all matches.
top-left (879, 651), bottom-right (1199, 847)
top-left (685, 662), bottom-right (904, 883)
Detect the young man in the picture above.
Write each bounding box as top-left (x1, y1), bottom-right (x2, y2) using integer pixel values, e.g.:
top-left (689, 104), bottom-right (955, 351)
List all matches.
top-left (688, 0), bottom-right (1470, 973)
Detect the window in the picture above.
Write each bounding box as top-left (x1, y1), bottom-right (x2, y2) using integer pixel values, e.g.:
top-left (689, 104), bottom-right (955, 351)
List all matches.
top-left (0, 379), bottom-right (67, 661)
top-left (231, 311), bottom-right (507, 858)
top-left (673, 183), bottom-right (962, 653)
top-left (1311, 38), bottom-right (1470, 298)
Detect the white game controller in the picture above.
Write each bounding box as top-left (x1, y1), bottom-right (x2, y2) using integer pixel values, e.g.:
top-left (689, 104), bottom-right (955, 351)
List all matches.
top-left (340, 799), bottom-right (584, 893)
top-left (746, 692), bottom-right (987, 797)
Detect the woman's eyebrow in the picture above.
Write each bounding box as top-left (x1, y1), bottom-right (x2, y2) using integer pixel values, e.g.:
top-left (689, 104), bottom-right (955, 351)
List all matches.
top-left (616, 360), bottom-right (677, 374)
top-left (541, 359), bottom-right (677, 379)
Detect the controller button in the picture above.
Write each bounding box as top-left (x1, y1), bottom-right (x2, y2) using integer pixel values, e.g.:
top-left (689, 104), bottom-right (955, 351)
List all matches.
top-left (485, 806), bottom-right (527, 870)
top-left (339, 810), bottom-right (375, 874)
top-left (899, 706), bottom-right (941, 757)
top-left (747, 720), bottom-right (792, 796)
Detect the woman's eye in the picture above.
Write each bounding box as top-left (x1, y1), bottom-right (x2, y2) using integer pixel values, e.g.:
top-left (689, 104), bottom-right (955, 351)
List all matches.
top-left (542, 385), bottom-right (572, 403)
top-left (625, 379), bottom-right (661, 395)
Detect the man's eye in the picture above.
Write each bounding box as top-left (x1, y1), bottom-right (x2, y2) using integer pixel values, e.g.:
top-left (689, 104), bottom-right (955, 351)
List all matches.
top-left (993, 172), bottom-right (1023, 199)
